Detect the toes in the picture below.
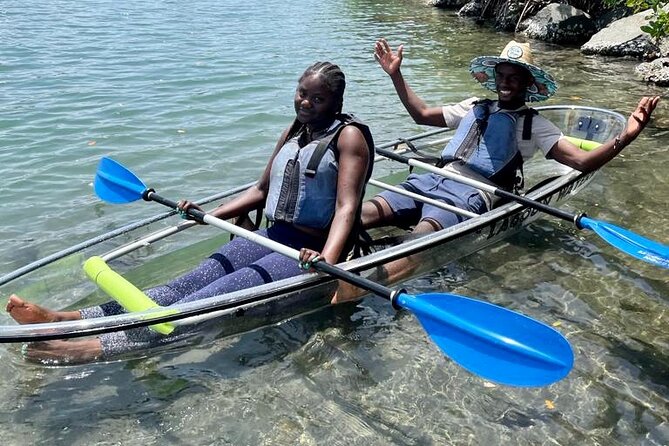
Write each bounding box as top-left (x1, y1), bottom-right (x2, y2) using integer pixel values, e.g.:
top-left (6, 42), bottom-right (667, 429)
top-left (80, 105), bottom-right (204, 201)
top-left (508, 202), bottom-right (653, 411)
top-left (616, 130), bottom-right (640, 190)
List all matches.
top-left (6, 295), bottom-right (19, 312)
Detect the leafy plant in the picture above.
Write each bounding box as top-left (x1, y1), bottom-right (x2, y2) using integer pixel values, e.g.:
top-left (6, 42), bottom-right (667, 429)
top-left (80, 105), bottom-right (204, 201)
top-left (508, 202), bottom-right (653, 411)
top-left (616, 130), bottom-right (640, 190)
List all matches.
top-left (604, 0), bottom-right (669, 40)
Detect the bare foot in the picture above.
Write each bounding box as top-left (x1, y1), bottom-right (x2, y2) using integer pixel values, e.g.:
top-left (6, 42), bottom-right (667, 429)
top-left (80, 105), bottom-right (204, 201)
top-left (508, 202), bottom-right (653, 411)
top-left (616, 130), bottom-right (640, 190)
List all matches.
top-left (23, 338), bottom-right (103, 364)
top-left (331, 280), bottom-right (368, 305)
top-left (6, 294), bottom-right (80, 324)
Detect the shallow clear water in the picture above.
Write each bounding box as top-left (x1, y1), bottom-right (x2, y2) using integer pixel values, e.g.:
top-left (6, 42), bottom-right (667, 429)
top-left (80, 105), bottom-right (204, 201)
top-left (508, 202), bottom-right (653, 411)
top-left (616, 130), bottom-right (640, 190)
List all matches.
top-left (1, 0), bottom-right (668, 444)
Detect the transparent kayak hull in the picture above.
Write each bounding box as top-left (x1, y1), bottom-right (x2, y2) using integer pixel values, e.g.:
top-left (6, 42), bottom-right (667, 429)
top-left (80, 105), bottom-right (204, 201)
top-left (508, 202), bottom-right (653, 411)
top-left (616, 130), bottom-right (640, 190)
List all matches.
top-left (0, 105), bottom-right (626, 355)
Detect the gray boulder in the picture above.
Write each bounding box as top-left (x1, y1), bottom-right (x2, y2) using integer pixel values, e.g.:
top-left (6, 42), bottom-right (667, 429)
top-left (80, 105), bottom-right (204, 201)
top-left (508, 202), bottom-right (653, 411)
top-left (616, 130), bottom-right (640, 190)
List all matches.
top-left (581, 8), bottom-right (659, 58)
top-left (519, 4), bottom-right (597, 44)
top-left (635, 57), bottom-right (669, 85)
top-left (458, 0), bottom-right (483, 18)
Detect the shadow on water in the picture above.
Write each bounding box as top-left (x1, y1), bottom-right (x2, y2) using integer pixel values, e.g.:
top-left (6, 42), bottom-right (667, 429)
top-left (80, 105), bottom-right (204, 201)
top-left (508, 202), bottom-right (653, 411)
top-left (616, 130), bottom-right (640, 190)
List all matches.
top-left (502, 223), bottom-right (668, 303)
top-left (606, 336), bottom-right (669, 389)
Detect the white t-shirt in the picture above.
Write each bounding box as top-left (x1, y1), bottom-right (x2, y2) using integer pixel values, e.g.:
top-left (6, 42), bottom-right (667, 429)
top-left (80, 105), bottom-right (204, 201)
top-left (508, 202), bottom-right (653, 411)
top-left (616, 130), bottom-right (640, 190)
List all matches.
top-left (441, 97), bottom-right (563, 161)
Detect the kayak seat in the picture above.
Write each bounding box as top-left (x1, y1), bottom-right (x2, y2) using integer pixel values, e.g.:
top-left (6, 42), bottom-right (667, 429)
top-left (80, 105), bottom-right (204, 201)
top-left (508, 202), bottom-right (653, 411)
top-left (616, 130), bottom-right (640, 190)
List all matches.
top-left (491, 175), bottom-right (561, 209)
top-left (524, 175), bottom-right (562, 194)
top-left (570, 115), bottom-right (606, 141)
top-left (230, 207), bottom-right (265, 241)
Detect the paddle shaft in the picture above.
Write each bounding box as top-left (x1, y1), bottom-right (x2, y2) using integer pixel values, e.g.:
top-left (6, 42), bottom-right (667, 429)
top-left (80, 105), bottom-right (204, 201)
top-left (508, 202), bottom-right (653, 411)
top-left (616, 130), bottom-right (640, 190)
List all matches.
top-left (145, 191), bottom-right (397, 301)
top-left (375, 148), bottom-right (580, 225)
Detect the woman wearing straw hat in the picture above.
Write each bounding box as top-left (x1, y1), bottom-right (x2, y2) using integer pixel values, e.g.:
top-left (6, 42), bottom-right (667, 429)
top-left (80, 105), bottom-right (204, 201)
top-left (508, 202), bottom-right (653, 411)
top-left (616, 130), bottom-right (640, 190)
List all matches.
top-left (332, 38), bottom-right (659, 302)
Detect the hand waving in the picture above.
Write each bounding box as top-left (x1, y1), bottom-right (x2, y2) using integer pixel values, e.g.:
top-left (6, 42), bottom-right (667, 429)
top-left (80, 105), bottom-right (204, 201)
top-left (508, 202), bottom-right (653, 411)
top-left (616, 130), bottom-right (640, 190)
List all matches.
top-left (624, 96), bottom-right (660, 142)
top-left (374, 38), bottom-right (404, 76)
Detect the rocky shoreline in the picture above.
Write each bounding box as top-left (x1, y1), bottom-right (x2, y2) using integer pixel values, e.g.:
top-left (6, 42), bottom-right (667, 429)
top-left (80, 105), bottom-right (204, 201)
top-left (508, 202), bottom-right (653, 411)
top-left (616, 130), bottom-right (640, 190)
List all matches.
top-left (427, 0), bottom-right (669, 86)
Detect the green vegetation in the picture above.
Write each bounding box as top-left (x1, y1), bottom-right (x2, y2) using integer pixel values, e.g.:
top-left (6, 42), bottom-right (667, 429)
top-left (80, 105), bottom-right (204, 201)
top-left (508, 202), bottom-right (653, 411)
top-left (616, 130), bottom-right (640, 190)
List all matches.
top-left (604, 0), bottom-right (669, 40)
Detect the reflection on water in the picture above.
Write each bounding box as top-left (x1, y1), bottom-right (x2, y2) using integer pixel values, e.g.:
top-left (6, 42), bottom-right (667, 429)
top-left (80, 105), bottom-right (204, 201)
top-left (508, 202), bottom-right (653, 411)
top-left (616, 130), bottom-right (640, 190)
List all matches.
top-left (0, 0), bottom-right (667, 445)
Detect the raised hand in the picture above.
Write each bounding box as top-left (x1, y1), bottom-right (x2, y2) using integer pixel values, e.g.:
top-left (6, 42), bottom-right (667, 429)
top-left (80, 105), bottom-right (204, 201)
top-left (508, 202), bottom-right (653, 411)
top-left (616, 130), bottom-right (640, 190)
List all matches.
top-left (624, 96), bottom-right (660, 142)
top-left (374, 38), bottom-right (404, 76)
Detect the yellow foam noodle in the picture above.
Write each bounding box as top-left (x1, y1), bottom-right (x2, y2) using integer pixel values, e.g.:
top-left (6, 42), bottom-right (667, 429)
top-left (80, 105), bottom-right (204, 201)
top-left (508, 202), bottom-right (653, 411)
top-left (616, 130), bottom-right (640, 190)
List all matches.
top-left (83, 256), bottom-right (175, 335)
top-left (566, 136), bottom-right (602, 152)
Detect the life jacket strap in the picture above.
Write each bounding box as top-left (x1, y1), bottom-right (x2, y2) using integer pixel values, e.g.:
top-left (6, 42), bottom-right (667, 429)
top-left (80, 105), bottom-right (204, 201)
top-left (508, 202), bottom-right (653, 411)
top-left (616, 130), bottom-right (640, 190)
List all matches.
top-left (520, 108), bottom-right (537, 140)
top-left (304, 114), bottom-right (374, 178)
top-left (300, 114), bottom-right (375, 260)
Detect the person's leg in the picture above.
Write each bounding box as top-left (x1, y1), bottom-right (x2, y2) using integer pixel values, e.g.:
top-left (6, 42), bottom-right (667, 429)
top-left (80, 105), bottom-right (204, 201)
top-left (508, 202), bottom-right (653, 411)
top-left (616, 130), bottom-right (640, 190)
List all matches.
top-left (176, 250), bottom-right (305, 303)
top-left (137, 228), bottom-right (276, 305)
top-left (87, 224), bottom-right (314, 357)
top-left (361, 197), bottom-right (396, 229)
top-left (334, 181), bottom-right (489, 304)
top-left (84, 232), bottom-right (282, 356)
top-left (23, 339), bottom-right (103, 364)
top-left (12, 229), bottom-right (281, 361)
top-left (371, 218), bottom-right (441, 284)
top-left (88, 247), bottom-right (307, 359)
top-left (334, 177), bottom-right (434, 304)
top-left (8, 229), bottom-right (275, 324)
top-left (6, 295), bottom-right (81, 324)
top-left (19, 244), bottom-right (309, 363)
top-left (367, 182), bottom-right (424, 230)
top-left (331, 218), bottom-right (440, 304)
top-left (6, 243), bottom-right (246, 324)
top-left (93, 225), bottom-right (322, 357)
top-left (423, 178), bottom-right (488, 225)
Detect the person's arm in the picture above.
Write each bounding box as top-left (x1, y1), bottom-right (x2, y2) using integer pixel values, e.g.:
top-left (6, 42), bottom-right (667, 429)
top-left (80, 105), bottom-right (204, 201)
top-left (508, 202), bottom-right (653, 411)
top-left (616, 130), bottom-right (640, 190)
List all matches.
top-left (316, 125), bottom-right (371, 265)
top-left (375, 38), bottom-right (447, 127)
top-left (548, 96), bottom-right (660, 172)
top-left (179, 126), bottom-right (292, 219)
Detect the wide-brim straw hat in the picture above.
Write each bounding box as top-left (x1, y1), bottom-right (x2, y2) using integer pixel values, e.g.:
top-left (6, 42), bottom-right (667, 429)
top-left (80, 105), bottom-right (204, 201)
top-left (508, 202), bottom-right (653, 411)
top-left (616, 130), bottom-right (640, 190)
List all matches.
top-left (469, 41), bottom-right (557, 102)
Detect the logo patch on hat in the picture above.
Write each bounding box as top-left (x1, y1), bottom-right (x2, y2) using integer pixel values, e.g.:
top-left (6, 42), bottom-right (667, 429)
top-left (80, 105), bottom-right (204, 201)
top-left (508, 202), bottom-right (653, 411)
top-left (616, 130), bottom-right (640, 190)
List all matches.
top-left (507, 46), bottom-right (523, 59)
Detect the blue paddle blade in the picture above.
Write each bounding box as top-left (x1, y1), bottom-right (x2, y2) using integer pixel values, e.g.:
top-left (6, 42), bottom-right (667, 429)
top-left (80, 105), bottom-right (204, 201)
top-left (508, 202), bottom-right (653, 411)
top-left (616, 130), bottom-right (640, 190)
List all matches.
top-left (395, 293), bottom-right (573, 387)
top-left (579, 216), bottom-right (669, 269)
top-left (94, 157), bottom-right (148, 204)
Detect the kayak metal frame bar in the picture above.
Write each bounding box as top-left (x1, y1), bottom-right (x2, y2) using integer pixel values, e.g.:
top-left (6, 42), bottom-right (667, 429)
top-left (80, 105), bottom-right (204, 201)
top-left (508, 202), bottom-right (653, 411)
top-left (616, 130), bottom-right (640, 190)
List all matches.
top-left (101, 220), bottom-right (197, 262)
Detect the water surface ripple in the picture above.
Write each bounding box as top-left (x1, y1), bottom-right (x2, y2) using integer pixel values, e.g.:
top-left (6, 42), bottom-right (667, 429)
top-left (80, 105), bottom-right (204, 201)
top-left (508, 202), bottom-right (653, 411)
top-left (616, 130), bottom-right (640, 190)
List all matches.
top-left (1, 0), bottom-right (668, 445)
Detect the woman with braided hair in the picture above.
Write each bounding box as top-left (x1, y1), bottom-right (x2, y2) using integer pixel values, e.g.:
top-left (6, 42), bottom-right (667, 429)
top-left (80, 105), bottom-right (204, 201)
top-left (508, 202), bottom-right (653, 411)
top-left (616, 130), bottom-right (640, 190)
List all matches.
top-left (7, 61), bottom-right (374, 361)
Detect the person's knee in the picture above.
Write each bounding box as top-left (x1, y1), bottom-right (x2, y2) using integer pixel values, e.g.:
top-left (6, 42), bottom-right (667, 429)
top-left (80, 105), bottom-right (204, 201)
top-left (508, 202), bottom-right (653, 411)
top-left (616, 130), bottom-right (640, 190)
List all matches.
top-left (361, 198), bottom-right (393, 228)
top-left (360, 201), bottom-right (376, 228)
top-left (414, 218), bottom-right (442, 234)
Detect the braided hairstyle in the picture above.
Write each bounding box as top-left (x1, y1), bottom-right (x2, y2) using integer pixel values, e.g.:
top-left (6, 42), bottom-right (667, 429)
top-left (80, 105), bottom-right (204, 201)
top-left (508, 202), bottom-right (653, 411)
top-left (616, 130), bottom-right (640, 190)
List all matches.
top-left (299, 61), bottom-right (346, 114)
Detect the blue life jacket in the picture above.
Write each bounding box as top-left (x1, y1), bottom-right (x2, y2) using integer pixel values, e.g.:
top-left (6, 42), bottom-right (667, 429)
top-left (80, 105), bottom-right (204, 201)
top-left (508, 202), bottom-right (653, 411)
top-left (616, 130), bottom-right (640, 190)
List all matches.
top-left (265, 114), bottom-right (374, 230)
top-left (440, 100), bottom-right (535, 191)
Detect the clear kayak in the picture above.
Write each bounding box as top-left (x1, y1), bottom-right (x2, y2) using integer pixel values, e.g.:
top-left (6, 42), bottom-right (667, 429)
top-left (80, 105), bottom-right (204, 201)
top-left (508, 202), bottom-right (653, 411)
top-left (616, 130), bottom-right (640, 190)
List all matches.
top-left (0, 105), bottom-right (627, 359)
